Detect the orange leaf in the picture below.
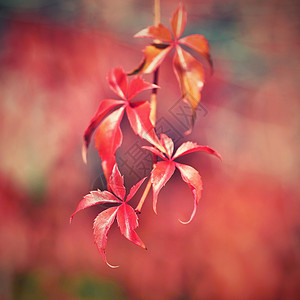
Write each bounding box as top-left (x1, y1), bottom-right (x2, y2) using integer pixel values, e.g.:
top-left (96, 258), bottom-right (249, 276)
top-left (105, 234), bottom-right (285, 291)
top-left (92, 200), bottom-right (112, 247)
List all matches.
top-left (170, 4), bottom-right (187, 40)
top-left (129, 43), bottom-right (172, 75)
top-left (173, 46), bottom-right (205, 131)
top-left (179, 34), bottom-right (213, 71)
top-left (134, 23), bottom-right (173, 43)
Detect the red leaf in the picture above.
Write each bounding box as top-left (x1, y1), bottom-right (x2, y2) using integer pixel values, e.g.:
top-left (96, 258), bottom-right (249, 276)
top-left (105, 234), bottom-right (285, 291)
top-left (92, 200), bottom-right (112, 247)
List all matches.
top-left (175, 163), bottom-right (202, 224)
top-left (170, 4), bottom-right (187, 40)
top-left (126, 102), bottom-right (165, 153)
top-left (71, 165), bottom-right (149, 267)
top-left (128, 43), bottom-right (172, 75)
top-left (173, 46), bottom-right (205, 131)
top-left (107, 68), bottom-right (128, 100)
top-left (126, 177), bottom-right (147, 203)
top-left (82, 99), bottom-right (124, 163)
top-left (134, 24), bottom-right (173, 43)
top-left (173, 141), bottom-right (222, 160)
top-left (93, 206), bottom-right (119, 268)
top-left (95, 107), bottom-right (125, 181)
top-left (70, 190), bottom-right (121, 222)
top-left (109, 164), bottom-right (126, 200)
top-left (179, 34), bottom-right (213, 70)
top-left (144, 134), bottom-right (221, 222)
top-left (117, 203), bottom-right (146, 249)
top-left (151, 161), bottom-right (176, 214)
top-left (127, 76), bottom-right (158, 101)
top-left (142, 146), bottom-right (166, 160)
top-left (160, 133), bottom-right (174, 158)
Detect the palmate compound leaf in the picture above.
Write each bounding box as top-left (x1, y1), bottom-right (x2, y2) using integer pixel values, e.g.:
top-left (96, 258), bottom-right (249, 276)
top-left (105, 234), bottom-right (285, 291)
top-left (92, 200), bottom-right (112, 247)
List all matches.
top-left (131, 4), bottom-right (212, 133)
top-left (82, 67), bottom-right (165, 183)
top-left (71, 164), bottom-right (146, 267)
top-left (144, 134), bottom-right (221, 223)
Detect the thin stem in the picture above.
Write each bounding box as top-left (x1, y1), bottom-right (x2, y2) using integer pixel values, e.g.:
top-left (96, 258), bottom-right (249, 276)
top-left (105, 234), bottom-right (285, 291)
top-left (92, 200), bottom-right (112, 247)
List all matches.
top-left (135, 0), bottom-right (160, 213)
top-left (150, 68), bottom-right (159, 126)
top-left (150, 0), bottom-right (160, 126)
top-left (154, 0), bottom-right (160, 26)
top-left (135, 178), bottom-right (152, 213)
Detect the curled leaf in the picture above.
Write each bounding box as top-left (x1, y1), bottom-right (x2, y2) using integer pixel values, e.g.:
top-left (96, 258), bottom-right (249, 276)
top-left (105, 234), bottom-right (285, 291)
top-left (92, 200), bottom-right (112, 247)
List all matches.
top-left (146, 134), bottom-right (221, 222)
top-left (175, 163), bottom-right (202, 224)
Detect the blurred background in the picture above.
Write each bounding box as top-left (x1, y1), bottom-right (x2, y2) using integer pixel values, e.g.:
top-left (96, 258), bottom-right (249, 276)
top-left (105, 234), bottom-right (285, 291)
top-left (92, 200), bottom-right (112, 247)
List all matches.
top-left (0, 0), bottom-right (300, 299)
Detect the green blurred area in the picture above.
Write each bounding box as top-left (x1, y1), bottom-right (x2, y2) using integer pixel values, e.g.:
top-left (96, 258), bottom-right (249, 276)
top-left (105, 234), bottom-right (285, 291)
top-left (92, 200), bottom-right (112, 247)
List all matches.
top-left (12, 272), bottom-right (126, 300)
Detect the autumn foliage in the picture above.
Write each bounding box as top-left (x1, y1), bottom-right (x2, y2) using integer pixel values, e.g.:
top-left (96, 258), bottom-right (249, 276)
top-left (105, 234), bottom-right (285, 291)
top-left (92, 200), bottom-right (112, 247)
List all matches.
top-left (71, 4), bottom-right (221, 267)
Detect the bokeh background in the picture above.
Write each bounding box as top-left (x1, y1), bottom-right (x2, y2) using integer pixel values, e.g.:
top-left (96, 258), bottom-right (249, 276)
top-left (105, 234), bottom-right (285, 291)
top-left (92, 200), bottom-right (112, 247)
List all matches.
top-left (0, 0), bottom-right (300, 299)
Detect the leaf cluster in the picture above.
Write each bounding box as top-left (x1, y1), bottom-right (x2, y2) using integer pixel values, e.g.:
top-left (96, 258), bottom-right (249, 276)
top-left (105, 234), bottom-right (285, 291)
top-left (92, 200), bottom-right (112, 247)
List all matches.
top-left (71, 4), bottom-right (221, 267)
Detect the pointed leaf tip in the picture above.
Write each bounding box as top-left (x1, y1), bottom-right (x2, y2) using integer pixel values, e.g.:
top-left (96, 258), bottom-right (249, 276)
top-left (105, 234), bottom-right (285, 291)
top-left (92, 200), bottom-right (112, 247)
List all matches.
top-left (126, 177), bottom-right (147, 203)
top-left (117, 204), bottom-right (146, 249)
top-left (171, 4), bottom-right (187, 39)
top-left (151, 161), bottom-right (176, 215)
top-left (128, 44), bottom-right (172, 75)
top-left (109, 164), bottom-right (126, 200)
top-left (127, 76), bottom-right (158, 101)
top-left (93, 207), bottom-right (119, 267)
top-left (173, 141), bottom-right (221, 161)
top-left (178, 201), bottom-right (197, 224)
top-left (160, 133), bottom-right (174, 158)
top-left (176, 163), bottom-right (202, 224)
top-left (134, 24), bottom-right (173, 42)
top-left (107, 68), bottom-right (128, 100)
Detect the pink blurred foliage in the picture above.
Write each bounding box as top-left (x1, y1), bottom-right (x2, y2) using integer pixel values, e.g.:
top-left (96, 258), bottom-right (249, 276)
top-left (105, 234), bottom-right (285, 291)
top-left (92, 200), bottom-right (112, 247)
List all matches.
top-left (0, 0), bottom-right (300, 299)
